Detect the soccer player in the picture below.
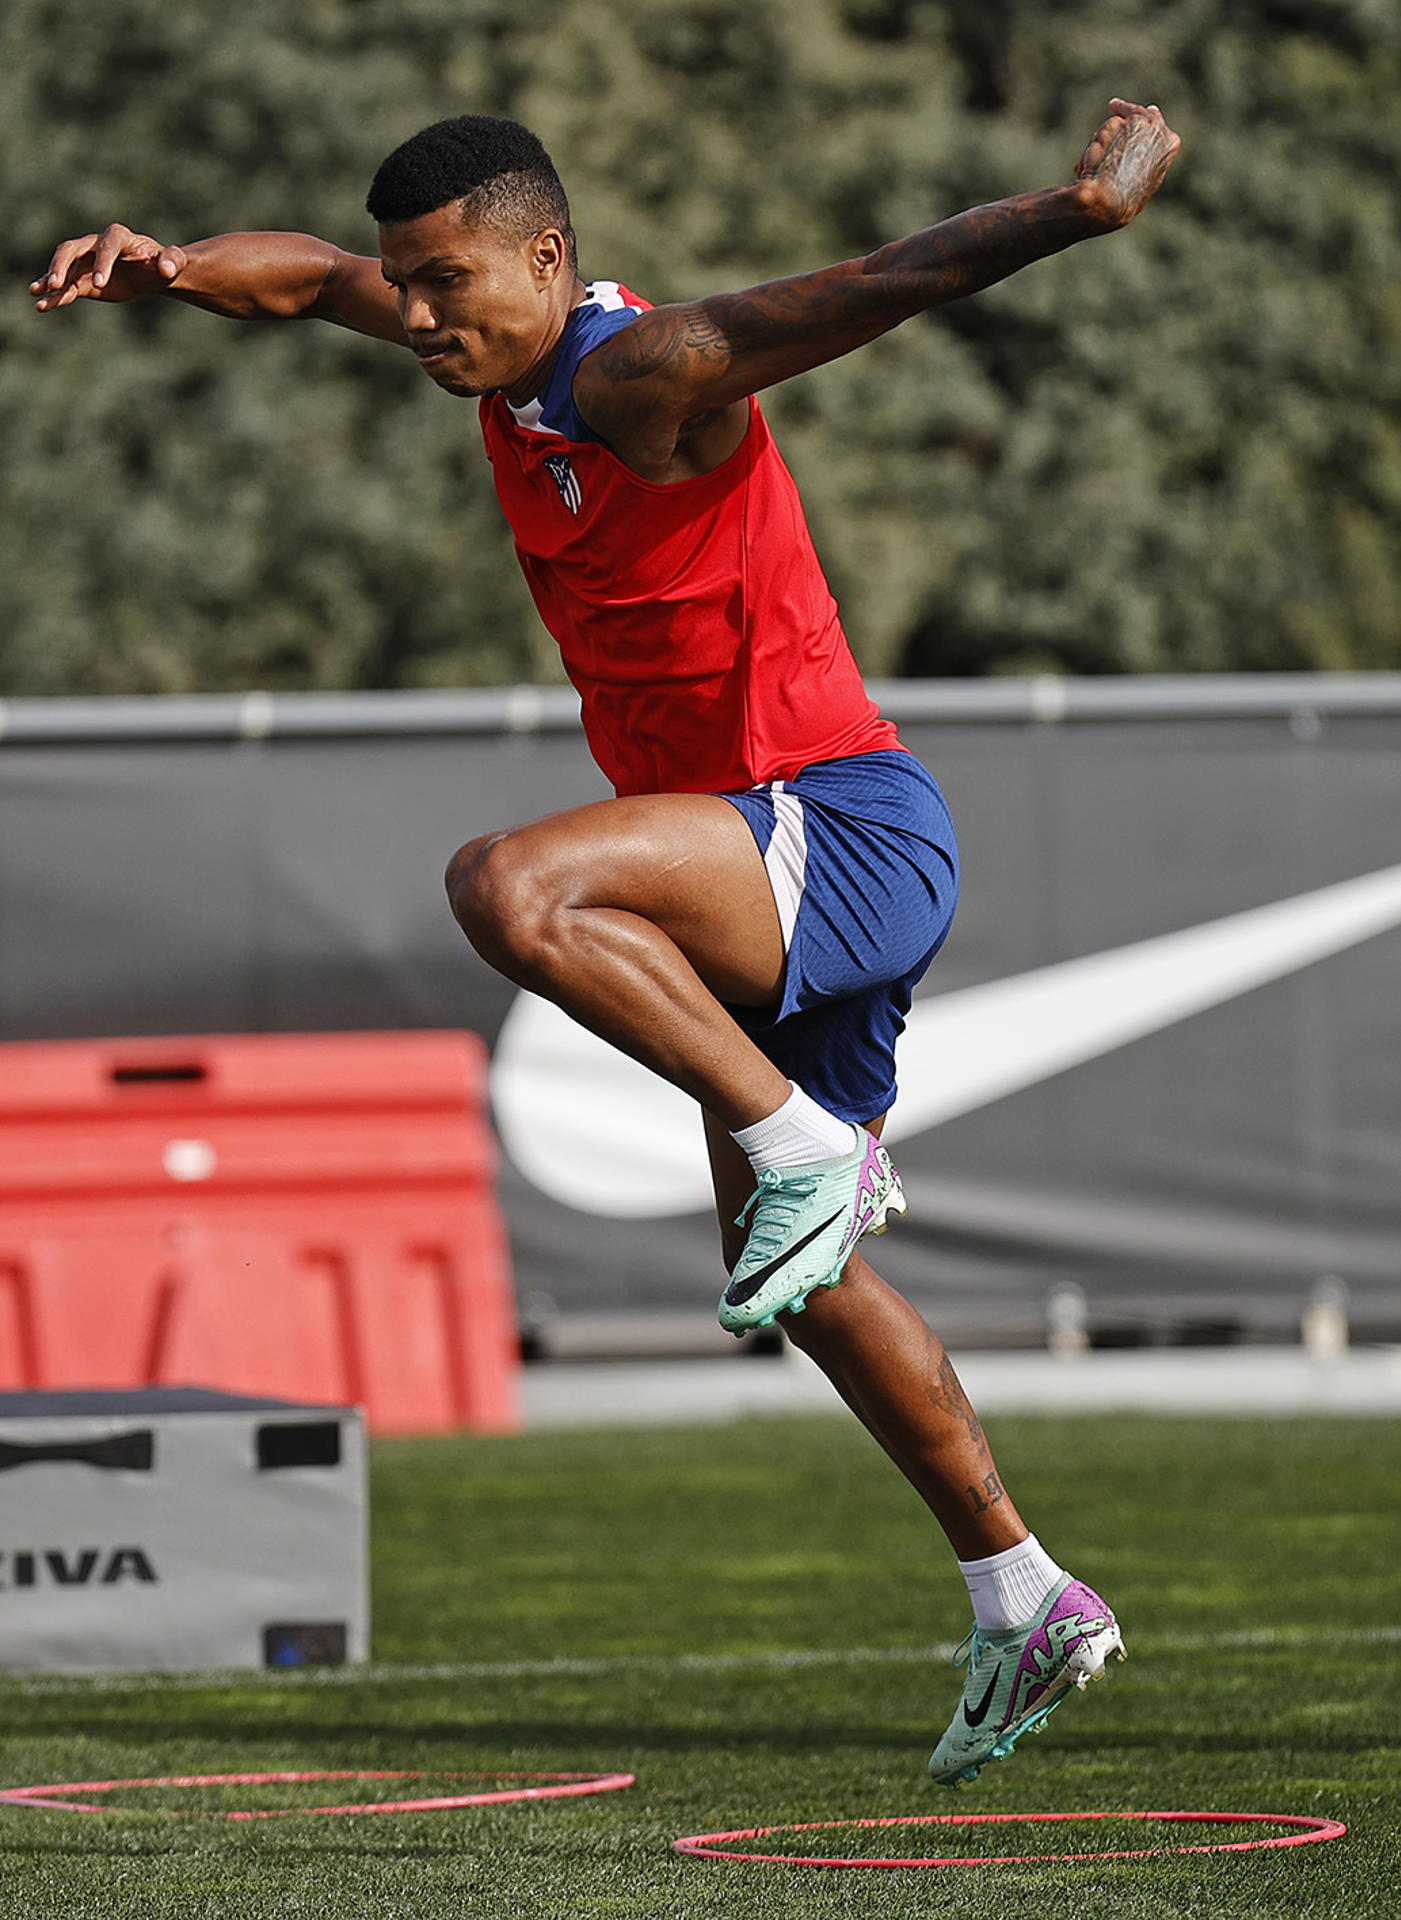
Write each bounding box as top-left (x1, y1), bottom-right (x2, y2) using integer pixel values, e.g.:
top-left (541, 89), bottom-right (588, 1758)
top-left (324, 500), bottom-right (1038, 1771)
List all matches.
top-left (33, 99), bottom-right (1179, 1784)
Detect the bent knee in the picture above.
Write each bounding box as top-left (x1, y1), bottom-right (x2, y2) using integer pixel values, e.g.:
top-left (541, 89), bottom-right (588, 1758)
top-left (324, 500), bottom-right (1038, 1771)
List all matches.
top-left (444, 831), bottom-right (558, 970)
top-left (444, 833), bottom-right (491, 911)
top-left (444, 831), bottom-right (523, 936)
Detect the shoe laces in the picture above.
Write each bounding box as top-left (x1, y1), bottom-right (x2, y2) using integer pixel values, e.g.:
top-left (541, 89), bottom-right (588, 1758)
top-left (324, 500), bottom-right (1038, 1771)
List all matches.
top-left (952, 1625), bottom-right (991, 1670)
top-left (734, 1166), bottom-right (820, 1259)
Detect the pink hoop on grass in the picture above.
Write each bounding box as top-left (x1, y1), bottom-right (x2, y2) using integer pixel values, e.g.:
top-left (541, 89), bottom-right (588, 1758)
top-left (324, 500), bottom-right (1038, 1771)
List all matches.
top-left (0, 1768), bottom-right (635, 1820)
top-left (671, 1808), bottom-right (1347, 1868)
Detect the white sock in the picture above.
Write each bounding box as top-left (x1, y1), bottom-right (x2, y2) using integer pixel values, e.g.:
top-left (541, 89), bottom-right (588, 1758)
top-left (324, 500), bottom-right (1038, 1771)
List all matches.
top-left (958, 1534), bottom-right (1065, 1633)
top-left (730, 1083), bottom-right (860, 1174)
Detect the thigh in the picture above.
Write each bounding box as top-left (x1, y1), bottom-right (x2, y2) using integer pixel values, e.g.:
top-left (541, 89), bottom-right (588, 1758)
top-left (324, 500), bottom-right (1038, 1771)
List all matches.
top-left (480, 791), bottom-right (786, 1007)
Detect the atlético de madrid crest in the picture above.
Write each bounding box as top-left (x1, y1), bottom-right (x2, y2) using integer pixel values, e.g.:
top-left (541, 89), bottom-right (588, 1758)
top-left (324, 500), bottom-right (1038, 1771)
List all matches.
top-left (544, 454), bottom-right (582, 515)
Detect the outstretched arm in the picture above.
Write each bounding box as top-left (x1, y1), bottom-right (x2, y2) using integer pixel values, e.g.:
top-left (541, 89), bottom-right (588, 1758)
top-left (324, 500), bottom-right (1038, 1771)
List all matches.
top-left (575, 100), bottom-right (1180, 477)
top-left (31, 226), bottom-right (407, 344)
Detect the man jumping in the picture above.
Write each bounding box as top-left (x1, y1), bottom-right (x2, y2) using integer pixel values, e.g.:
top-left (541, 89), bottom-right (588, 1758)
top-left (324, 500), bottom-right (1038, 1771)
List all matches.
top-left (33, 97), bottom-right (1180, 1784)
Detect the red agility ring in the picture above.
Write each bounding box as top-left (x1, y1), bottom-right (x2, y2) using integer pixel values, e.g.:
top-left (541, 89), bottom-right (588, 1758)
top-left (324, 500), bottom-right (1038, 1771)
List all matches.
top-left (671, 1808), bottom-right (1348, 1868)
top-left (0, 1768), bottom-right (635, 1820)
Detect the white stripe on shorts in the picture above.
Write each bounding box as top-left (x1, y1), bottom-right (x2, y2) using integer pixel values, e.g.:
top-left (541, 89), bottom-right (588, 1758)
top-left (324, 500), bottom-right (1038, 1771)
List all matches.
top-left (763, 782), bottom-right (808, 951)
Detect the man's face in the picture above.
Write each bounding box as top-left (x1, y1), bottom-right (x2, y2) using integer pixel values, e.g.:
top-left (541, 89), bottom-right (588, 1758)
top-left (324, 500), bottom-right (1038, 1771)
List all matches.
top-left (379, 203), bottom-right (569, 400)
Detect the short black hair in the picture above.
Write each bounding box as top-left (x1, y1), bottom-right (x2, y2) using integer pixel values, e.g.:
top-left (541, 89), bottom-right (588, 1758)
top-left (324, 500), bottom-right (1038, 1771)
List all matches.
top-left (367, 115), bottom-right (576, 267)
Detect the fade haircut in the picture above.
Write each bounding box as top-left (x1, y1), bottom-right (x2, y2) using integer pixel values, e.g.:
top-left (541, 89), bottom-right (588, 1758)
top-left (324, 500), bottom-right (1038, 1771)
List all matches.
top-left (367, 115), bottom-right (577, 268)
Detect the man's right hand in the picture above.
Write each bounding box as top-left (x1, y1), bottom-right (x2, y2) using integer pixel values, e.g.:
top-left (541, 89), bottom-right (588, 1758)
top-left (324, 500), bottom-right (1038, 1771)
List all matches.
top-left (31, 224), bottom-right (187, 310)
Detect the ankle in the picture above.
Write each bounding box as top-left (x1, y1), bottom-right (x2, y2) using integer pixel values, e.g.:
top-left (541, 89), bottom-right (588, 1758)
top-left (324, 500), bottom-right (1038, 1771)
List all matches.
top-left (731, 1083), bottom-right (860, 1174)
top-left (958, 1534), bottom-right (1066, 1632)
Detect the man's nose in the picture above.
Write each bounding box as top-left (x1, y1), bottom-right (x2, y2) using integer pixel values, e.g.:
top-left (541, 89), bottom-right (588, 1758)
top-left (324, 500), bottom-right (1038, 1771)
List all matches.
top-left (403, 292), bottom-right (439, 335)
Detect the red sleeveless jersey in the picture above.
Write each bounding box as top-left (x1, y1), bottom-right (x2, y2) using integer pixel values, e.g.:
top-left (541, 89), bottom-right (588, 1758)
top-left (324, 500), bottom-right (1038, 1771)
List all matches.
top-left (478, 281), bottom-right (899, 797)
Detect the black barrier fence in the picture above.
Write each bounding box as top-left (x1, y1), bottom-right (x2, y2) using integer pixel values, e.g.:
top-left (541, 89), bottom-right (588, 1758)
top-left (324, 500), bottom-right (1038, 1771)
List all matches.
top-left (3, 676), bottom-right (1399, 1351)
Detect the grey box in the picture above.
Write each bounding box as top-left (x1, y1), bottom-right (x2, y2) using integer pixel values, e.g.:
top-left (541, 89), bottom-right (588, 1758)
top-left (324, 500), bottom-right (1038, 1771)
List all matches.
top-left (0, 1388), bottom-right (368, 1672)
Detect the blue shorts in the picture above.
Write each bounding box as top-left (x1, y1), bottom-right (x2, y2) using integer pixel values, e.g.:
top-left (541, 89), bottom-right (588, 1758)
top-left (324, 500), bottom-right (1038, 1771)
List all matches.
top-left (720, 749), bottom-right (959, 1124)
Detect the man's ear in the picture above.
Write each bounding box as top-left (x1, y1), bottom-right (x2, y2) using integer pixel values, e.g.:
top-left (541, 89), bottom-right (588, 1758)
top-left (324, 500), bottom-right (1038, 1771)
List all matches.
top-left (531, 229), bottom-right (567, 282)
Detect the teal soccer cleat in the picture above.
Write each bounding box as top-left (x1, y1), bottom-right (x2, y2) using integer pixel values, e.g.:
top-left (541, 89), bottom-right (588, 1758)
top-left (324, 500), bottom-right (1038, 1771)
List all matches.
top-left (717, 1130), bottom-right (906, 1335)
top-left (928, 1575), bottom-right (1127, 1788)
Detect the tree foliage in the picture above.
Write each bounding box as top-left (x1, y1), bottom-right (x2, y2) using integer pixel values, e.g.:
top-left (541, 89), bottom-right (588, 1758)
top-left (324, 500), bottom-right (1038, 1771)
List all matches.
top-left (2, 0), bottom-right (1398, 693)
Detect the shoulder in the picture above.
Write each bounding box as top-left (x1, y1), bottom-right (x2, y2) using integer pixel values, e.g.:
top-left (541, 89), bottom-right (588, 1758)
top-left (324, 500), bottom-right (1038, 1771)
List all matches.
top-left (526, 283), bottom-right (650, 444)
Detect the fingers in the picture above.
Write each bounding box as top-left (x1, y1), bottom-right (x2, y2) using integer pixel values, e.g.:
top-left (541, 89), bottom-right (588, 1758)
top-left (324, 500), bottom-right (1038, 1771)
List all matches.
top-left (1074, 115), bottom-right (1123, 181)
top-left (1075, 104), bottom-right (1131, 177)
top-left (1111, 98), bottom-right (1182, 166)
top-left (30, 224), bottom-right (182, 312)
top-left (1074, 135), bottom-right (1106, 180)
top-left (31, 277), bottom-right (91, 311)
top-left (90, 224), bottom-right (138, 290)
top-left (1106, 99), bottom-right (1176, 144)
top-left (1075, 98), bottom-right (1180, 180)
top-left (41, 233), bottom-right (99, 287)
top-left (30, 232), bottom-right (98, 305)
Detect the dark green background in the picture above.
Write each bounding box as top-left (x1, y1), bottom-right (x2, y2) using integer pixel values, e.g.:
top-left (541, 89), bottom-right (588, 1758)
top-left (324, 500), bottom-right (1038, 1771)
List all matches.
top-left (4, 0), bottom-right (1398, 695)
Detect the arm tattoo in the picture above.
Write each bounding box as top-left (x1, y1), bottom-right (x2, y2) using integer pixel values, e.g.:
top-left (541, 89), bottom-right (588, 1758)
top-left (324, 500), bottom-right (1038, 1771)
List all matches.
top-left (601, 189), bottom-right (1093, 390)
top-left (594, 304), bottom-right (732, 384)
top-left (580, 185), bottom-right (1102, 454)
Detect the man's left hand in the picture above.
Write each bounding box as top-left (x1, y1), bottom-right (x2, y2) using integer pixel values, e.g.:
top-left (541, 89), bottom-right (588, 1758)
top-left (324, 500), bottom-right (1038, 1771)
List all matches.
top-left (1074, 99), bottom-right (1182, 228)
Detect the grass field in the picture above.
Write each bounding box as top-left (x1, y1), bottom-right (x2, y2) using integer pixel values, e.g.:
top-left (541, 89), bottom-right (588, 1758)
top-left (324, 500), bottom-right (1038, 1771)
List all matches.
top-left (1, 1409), bottom-right (1396, 1917)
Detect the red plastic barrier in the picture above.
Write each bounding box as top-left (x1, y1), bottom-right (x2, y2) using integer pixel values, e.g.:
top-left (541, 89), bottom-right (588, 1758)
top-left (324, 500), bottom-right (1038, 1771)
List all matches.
top-left (0, 1033), bottom-right (519, 1434)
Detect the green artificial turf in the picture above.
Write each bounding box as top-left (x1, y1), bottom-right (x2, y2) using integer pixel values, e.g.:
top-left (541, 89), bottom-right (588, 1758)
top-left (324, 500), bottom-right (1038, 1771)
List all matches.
top-left (0, 1411), bottom-right (1396, 1918)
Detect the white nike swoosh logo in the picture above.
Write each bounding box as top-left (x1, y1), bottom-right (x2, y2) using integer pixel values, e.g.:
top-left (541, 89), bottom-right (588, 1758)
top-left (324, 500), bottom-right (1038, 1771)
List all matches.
top-left (490, 861), bottom-right (1401, 1218)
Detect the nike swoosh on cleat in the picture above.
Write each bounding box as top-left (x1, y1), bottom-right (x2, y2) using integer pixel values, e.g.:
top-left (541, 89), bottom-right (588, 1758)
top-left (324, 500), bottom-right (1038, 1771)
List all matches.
top-left (961, 1663), bottom-right (1002, 1729)
top-left (722, 1208), bottom-right (846, 1307)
